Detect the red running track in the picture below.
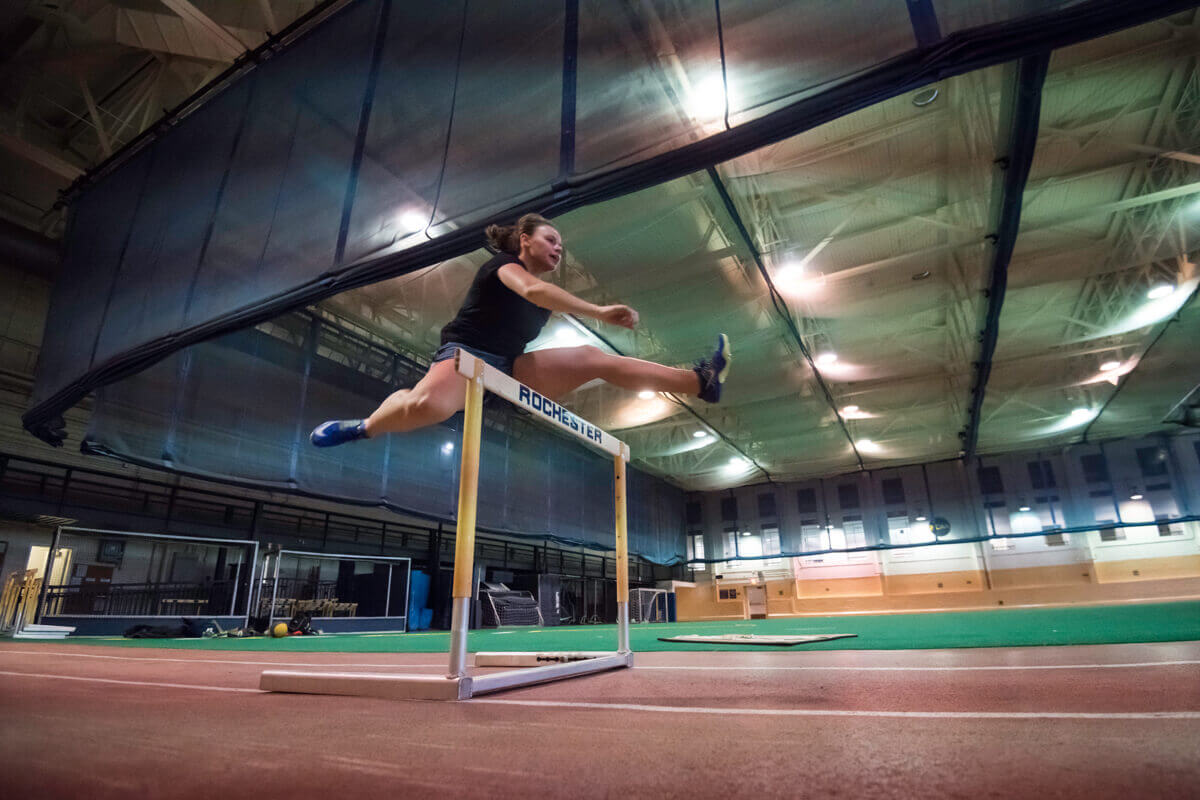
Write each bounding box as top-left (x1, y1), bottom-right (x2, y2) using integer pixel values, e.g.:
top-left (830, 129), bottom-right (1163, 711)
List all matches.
top-left (1, 641), bottom-right (1198, 799)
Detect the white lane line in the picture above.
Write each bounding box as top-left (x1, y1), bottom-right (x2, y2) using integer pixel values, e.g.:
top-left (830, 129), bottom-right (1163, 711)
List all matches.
top-left (471, 698), bottom-right (1200, 720)
top-left (0, 669), bottom-right (264, 694)
top-left (636, 660), bottom-right (1200, 672)
top-left (2, 649), bottom-right (1197, 672)
top-left (0, 650), bottom-right (444, 668)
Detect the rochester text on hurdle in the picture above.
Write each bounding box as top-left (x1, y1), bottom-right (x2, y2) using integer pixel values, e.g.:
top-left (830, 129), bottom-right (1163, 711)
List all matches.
top-left (517, 385), bottom-right (604, 443)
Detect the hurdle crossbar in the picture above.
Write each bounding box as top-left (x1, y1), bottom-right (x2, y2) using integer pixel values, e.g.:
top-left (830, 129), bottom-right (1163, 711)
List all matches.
top-left (261, 349), bottom-right (633, 701)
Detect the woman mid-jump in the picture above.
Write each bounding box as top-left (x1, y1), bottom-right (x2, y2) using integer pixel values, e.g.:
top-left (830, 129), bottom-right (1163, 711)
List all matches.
top-left (311, 213), bottom-right (730, 447)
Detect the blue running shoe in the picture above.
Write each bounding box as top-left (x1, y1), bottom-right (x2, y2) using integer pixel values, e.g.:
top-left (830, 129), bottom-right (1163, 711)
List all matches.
top-left (310, 419), bottom-right (369, 448)
top-left (694, 334), bottom-right (731, 403)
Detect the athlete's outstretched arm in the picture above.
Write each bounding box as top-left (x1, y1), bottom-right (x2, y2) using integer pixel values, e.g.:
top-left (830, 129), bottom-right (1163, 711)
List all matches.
top-left (497, 264), bottom-right (639, 330)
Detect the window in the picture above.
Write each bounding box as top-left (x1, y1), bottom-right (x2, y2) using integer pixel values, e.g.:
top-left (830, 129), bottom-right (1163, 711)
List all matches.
top-left (1099, 527), bottom-right (1124, 542)
top-left (1158, 523), bottom-right (1182, 537)
top-left (990, 538), bottom-right (1014, 551)
top-left (837, 483), bottom-right (861, 510)
top-left (842, 519), bottom-right (867, 549)
top-left (723, 528), bottom-right (739, 571)
top-left (977, 466), bottom-right (1004, 495)
top-left (1080, 453), bottom-right (1109, 484)
top-left (800, 523), bottom-right (826, 553)
top-left (757, 492), bottom-right (777, 518)
top-left (1136, 447), bottom-right (1169, 478)
top-left (685, 501), bottom-right (702, 526)
top-left (888, 515), bottom-right (934, 545)
top-left (687, 533), bottom-right (706, 570)
top-left (881, 477), bottom-right (905, 505)
top-left (796, 488), bottom-right (818, 514)
top-left (1028, 460), bottom-right (1057, 490)
top-left (1044, 533), bottom-right (1068, 546)
top-left (737, 532), bottom-right (763, 561)
top-left (761, 525), bottom-right (782, 568)
top-left (720, 496), bottom-right (738, 522)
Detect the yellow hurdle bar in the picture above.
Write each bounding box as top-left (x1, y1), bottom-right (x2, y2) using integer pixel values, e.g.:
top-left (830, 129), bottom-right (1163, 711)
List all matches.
top-left (262, 349), bottom-right (634, 700)
top-left (614, 443), bottom-right (630, 653)
top-left (447, 353), bottom-right (485, 678)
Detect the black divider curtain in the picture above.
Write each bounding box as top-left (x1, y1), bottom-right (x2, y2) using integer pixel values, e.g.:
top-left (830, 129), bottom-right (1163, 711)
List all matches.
top-left (27, 0), bottom-right (1151, 433)
top-left (83, 313), bottom-right (686, 564)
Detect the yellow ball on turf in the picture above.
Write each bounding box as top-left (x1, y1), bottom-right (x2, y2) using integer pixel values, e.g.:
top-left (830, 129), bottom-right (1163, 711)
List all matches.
top-left (272, 622), bottom-right (289, 638)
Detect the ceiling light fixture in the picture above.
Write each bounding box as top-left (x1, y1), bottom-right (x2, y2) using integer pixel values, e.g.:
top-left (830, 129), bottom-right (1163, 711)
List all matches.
top-left (855, 439), bottom-right (881, 453)
top-left (1018, 505), bottom-right (1031, 512)
top-left (1130, 493), bottom-right (1144, 501)
top-left (915, 515), bottom-right (927, 522)
top-left (1100, 361), bottom-right (1120, 372)
top-left (912, 87), bottom-right (938, 107)
top-left (816, 352), bottom-right (838, 366)
top-left (843, 405), bottom-right (859, 414)
top-left (637, 390), bottom-right (655, 400)
top-left (1147, 284), bottom-right (1175, 300)
top-left (723, 458), bottom-right (750, 474)
top-left (441, 442), bottom-right (454, 455)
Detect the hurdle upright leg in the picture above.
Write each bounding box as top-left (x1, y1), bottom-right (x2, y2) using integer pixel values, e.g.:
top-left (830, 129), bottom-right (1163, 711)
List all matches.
top-left (449, 359), bottom-right (485, 679)
top-left (614, 443), bottom-right (630, 654)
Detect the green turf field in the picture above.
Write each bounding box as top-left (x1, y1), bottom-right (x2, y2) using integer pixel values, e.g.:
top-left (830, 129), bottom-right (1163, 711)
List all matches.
top-left (4, 600), bottom-right (1198, 653)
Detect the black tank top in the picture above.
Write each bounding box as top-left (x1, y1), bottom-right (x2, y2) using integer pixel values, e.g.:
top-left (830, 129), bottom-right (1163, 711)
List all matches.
top-left (439, 253), bottom-right (552, 359)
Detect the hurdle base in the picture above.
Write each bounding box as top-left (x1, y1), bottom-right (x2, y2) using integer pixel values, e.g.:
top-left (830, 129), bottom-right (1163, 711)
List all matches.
top-left (260, 651), bottom-right (631, 701)
top-left (260, 670), bottom-right (472, 700)
top-left (474, 650), bottom-right (624, 667)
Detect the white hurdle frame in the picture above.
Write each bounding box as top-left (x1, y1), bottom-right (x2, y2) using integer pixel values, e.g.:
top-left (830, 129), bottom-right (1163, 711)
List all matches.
top-left (261, 349), bottom-right (632, 700)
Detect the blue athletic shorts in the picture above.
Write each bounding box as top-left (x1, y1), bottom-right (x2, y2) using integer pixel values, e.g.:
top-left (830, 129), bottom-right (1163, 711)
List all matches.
top-left (432, 342), bottom-right (516, 376)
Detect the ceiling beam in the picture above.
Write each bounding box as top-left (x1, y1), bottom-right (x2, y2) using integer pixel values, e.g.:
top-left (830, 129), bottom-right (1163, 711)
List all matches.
top-left (158, 0), bottom-right (250, 61)
top-left (706, 166), bottom-right (865, 473)
top-left (1041, 126), bottom-right (1200, 166)
top-left (0, 130), bottom-right (84, 180)
top-left (961, 53), bottom-right (1051, 462)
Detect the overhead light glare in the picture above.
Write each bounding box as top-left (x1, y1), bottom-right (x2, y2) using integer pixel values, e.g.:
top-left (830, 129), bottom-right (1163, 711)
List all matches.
top-left (915, 515), bottom-right (927, 522)
top-left (843, 405), bottom-right (859, 414)
top-left (693, 430), bottom-right (710, 439)
top-left (1147, 284), bottom-right (1175, 300)
top-left (441, 442), bottom-right (454, 455)
top-left (400, 210), bottom-right (427, 230)
top-left (1130, 493), bottom-right (1144, 501)
top-left (816, 352), bottom-right (838, 366)
top-left (1018, 505), bottom-right (1031, 512)
top-left (723, 458), bottom-right (751, 474)
top-left (637, 390), bottom-right (655, 400)
top-left (855, 438), bottom-right (882, 453)
top-left (687, 74), bottom-right (732, 121)
top-left (1100, 361), bottom-right (1121, 372)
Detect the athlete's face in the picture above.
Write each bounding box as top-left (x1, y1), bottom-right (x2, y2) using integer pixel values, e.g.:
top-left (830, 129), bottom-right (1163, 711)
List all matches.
top-left (521, 225), bottom-right (563, 273)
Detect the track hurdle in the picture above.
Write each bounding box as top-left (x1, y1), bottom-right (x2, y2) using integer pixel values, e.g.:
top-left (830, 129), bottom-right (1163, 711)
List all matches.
top-left (261, 349), bottom-right (633, 700)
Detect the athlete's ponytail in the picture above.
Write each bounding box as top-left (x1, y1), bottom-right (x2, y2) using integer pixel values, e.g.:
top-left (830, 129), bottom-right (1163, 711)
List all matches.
top-left (485, 213), bottom-right (554, 254)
